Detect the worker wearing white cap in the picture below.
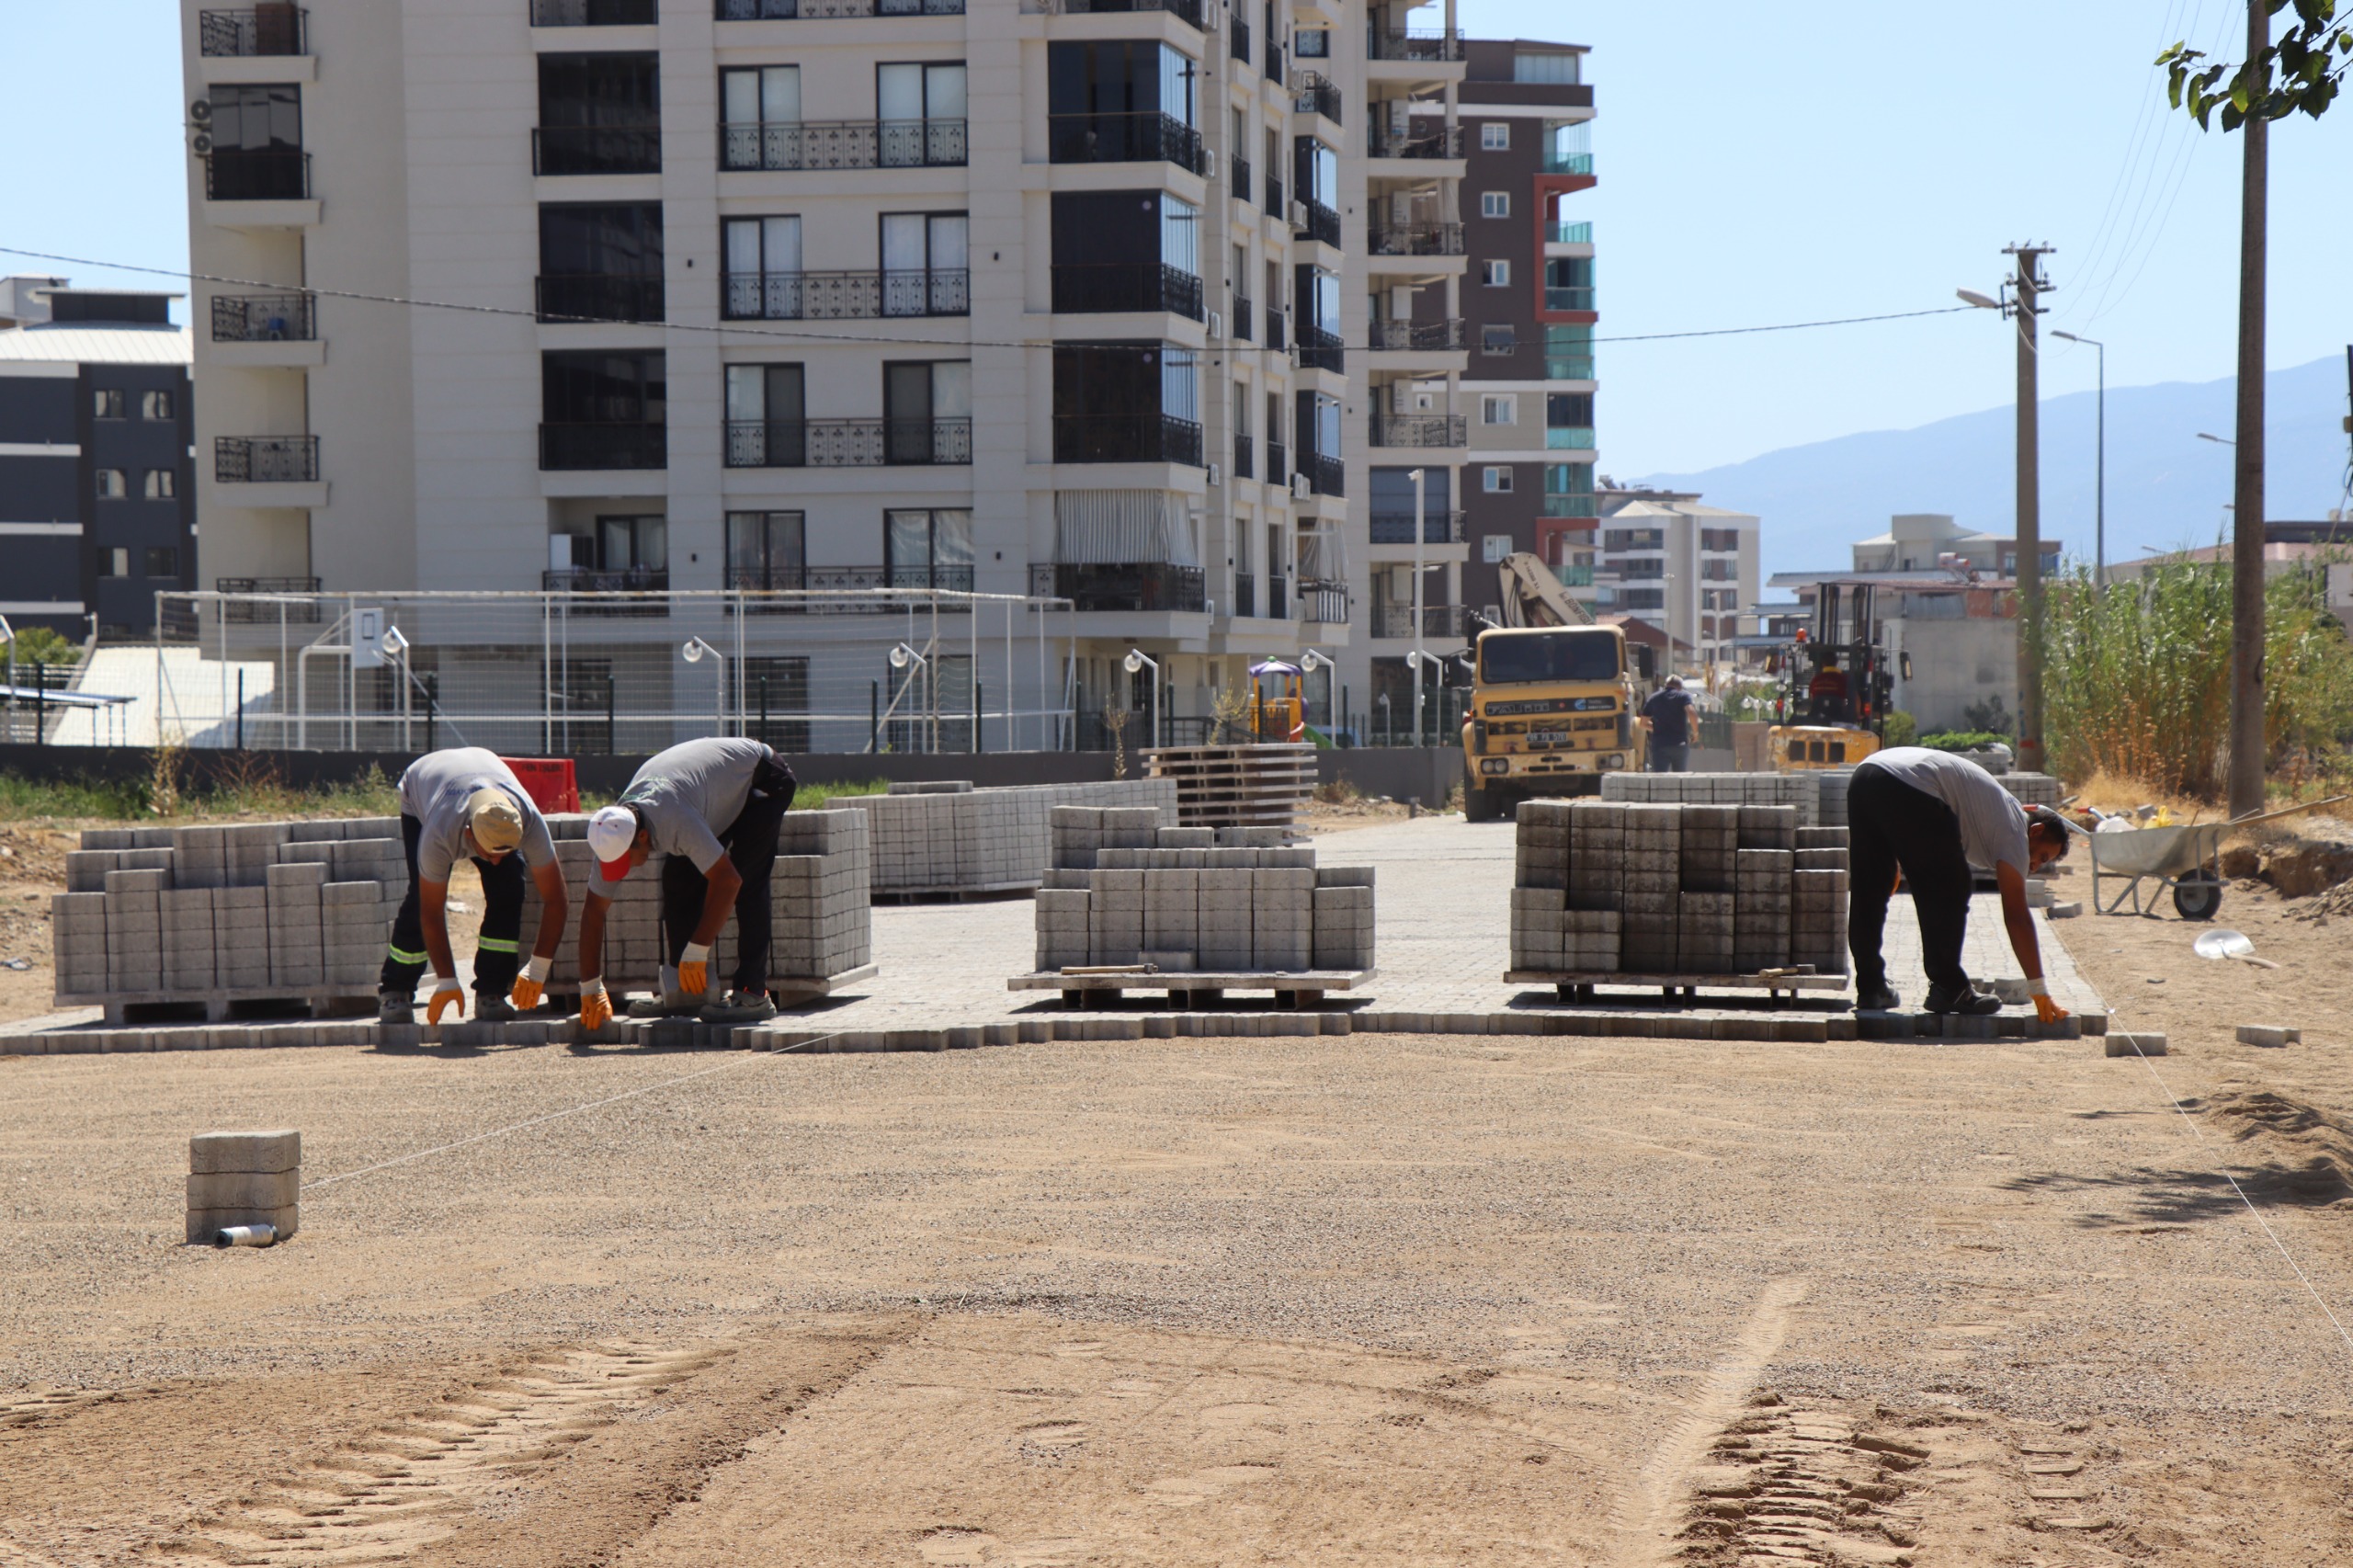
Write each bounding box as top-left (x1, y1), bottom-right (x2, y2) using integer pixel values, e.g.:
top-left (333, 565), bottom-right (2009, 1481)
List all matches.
top-left (380, 747), bottom-right (569, 1024)
top-left (577, 736), bottom-right (796, 1030)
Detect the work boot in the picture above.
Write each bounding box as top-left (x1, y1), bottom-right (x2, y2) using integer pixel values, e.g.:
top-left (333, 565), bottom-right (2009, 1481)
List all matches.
top-left (1924, 982), bottom-right (2002, 1016)
top-left (472, 993), bottom-right (518, 1023)
top-left (1855, 983), bottom-right (1901, 1013)
top-left (699, 990), bottom-right (778, 1025)
top-left (377, 989), bottom-right (414, 1025)
top-left (626, 989), bottom-right (699, 1019)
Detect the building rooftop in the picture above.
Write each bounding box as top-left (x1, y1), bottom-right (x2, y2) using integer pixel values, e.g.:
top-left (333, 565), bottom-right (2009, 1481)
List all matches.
top-left (0, 321), bottom-right (192, 366)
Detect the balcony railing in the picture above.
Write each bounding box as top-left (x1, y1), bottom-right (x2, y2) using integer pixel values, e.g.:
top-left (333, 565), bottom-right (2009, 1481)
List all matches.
top-left (199, 6), bottom-right (306, 55)
top-left (1548, 221), bottom-right (1593, 244)
top-left (1230, 293), bottom-right (1253, 341)
top-left (1295, 324), bottom-right (1343, 373)
top-left (1266, 440), bottom-right (1288, 485)
top-left (1543, 151), bottom-right (1595, 176)
top-left (1552, 563), bottom-right (1597, 586)
top-left (544, 567), bottom-right (671, 594)
top-left (204, 150), bottom-right (311, 201)
top-left (722, 269), bottom-right (968, 319)
top-left (1369, 509), bottom-right (1464, 545)
top-left (1052, 414), bottom-right (1204, 466)
top-left (1370, 413), bottom-right (1466, 448)
top-left (719, 0), bottom-right (963, 15)
top-left (1230, 13), bottom-right (1249, 62)
top-left (1050, 264), bottom-right (1204, 321)
top-left (1029, 562), bottom-right (1206, 613)
top-left (540, 422), bottom-right (666, 470)
top-left (1368, 28), bottom-right (1461, 62)
top-left (214, 435), bottom-right (318, 483)
top-left (1367, 123), bottom-right (1461, 159)
top-left (1230, 154), bottom-right (1252, 201)
top-left (1047, 113), bottom-right (1206, 175)
top-left (1299, 199), bottom-right (1341, 247)
top-left (1263, 172), bottom-right (1284, 217)
top-left (1371, 602), bottom-right (1463, 639)
top-left (533, 126), bottom-right (661, 175)
top-left (1370, 317), bottom-right (1464, 352)
top-left (1542, 494), bottom-right (1600, 518)
top-left (1300, 451), bottom-right (1343, 497)
top-left (536, 273), bottom-right (665, 324)
top-left (1369, 221), bottom-right (1461, 256)
top-left (1546, 286), bottom-right (1597, 312)
top-left (1264, 306), bottom-right (1285, 351)
top-left (1546, 426), bottom-right (1597, 450)
top-left (1547, 354), bottom-right (1596, 381)
top-left (1299, 580), bottom-right (1347, 624)
top-left (1232, 431), bottom-right (1254, 479)
top-left (532, 0), bottom-right (656, 22)
top-left (724, 417), bottom-right (973, 467)
top-left (1232, 572), bottom-right (1256, 618)
top-left (721, 119), bottom-right (965, 170)
top-left (1293, 72), bottom-right (1342, 124)
top-left (217, 576), bottom-right (323, 624)
top-left (723, 563), bottom-right (975, 597)
top-left (210, 291), bottom-right (315, 342)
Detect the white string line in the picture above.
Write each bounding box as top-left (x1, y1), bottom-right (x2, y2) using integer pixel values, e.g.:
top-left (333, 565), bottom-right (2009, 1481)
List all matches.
top-left (304, 1030), bottom-right (837, 1191)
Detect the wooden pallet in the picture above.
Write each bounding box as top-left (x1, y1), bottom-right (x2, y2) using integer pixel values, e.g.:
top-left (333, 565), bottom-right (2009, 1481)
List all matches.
top-left (1144, 744), bottom-right (1317, 829)
top-left (870, 881), bottom-right (1040, 905)
top-left (57, 985), bottom-right (383, 1027)
top-left (1009, 968), bottom-right (1372, 1009)
top-left (1505, 968), bottom-right (1849, 1006)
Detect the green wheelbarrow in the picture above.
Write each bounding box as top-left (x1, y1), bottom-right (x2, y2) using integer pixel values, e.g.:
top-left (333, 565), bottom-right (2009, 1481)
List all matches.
top-left (2086, 795), bottom-right (2348, 920)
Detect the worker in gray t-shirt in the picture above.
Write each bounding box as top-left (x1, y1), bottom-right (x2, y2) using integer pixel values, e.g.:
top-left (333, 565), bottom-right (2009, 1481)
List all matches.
top-left (1847, 745), bottom-right (2071, 1019)
top-left (380, 747), bottom-right (570, 1025)
top-left (579, 737), bottom-right (797, 1028)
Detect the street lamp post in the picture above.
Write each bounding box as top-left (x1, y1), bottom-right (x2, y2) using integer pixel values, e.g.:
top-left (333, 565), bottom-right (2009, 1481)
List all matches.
top-left (1121, 648), bottom-right (1161, 750)
top-left (887, 642), bottom-right (928, 752)
top-left (1300, 648), bottom-right (1336, 733)
top-left (681, 636), bottom-right (729, 738)
top-left (2052, 330), bottom-right (2104, 586)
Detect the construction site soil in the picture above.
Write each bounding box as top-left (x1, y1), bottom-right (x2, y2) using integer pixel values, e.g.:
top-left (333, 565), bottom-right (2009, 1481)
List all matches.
top-left (3, 816), bottom-right (2352, 1564)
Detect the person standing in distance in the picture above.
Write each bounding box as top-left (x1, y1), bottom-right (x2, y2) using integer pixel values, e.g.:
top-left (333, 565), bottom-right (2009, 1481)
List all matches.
top-left (1847, 745), bottom-right (2073, 1019)
top-left (577, 737), bottom-right (798, 1028)
top-left (1641, 676), bottom-right (1696, 773)
top-left (379, 747), bottom-right (570, 1024)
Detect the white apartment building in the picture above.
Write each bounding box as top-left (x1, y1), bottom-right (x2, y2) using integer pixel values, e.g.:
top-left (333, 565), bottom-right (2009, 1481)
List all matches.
top-left (1594, 484), bottom-right (1757, 677)
top-left (179, 0), bottom-right (1479, 747)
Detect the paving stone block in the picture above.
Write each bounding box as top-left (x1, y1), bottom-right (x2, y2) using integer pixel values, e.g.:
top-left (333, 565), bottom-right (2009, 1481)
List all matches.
top-left (2105, 1030), bottom-right (2167, 1057)
top-left (190, 1129), bottom-right (301, 1174)
top-left (2236, 1023), bottom-right (2300, 1047)
top-left (187, 1169), bottom-right (301, 1210)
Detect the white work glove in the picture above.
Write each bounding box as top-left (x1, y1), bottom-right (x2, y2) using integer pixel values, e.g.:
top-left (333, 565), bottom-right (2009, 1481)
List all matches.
top-left (678, 941), bottom-right (712, 995)
top-left (426, 975), bottom-right (465, 1025)
top-left (511, 954), bottom-right (551, 1011)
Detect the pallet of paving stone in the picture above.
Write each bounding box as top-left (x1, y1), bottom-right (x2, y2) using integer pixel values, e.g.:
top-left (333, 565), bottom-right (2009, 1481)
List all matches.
top-left (1143, 744), bottom-right (1316, 829)
top-left (1504, 969), bottom-right (1849, 1004)
top-left (845, 778), bottom-right (1176, 896)
top-left (1008, 969), bottom-right (1373, 1008)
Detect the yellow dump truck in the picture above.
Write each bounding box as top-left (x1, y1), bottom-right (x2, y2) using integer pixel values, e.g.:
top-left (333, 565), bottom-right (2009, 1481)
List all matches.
top-left (1457, 556), bottom-right (1644, 821)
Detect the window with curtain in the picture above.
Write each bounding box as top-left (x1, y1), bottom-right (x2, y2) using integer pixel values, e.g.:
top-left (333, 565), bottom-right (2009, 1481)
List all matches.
top-left (726, 510), bottom-right (804, 585)
top-left (885, 508), bottom-right (973, 585)
top-left (721, 65), bottom-right (798, 127)
top-left (877, 62), bottom-right (965, 120)
top-left (1293, 136), bottom-right (1336, 205)
top-left (598, 514), bottom-right (666, 571)
top-left (724, 363), bottom-right (801, 464)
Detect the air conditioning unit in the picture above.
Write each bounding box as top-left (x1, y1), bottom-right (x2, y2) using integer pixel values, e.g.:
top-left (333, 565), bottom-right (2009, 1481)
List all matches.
top-left (1292, 472), bottom-right (1313, 500)
top-left (1289, 200), bottom-right (1310, 232)
top-left (1207, 461), bottom-right (1222, 486)
top-left (1207, 308), bottom-right (1224, 337)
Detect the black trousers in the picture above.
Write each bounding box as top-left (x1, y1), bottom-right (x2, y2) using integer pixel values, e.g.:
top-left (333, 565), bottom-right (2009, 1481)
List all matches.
top-left (659, 756), bottom-right (796, 995)
top-left (1847, 767), bottom-right (1975, 997)
top-left (380, 812), bottom-right (527, 997)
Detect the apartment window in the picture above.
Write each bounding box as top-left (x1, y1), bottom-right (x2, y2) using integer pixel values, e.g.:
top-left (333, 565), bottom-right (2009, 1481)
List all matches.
top-left (541, 350), bottom-right (666, 469)
top-left (881, 211), bottom-right (971, 314)
top-left (1702, 527), bottom-right (1742, 552)
top-left (1480, 121), bottom-right (1510, 151)
top-left (94, 389), bottom-right (126, 419)
top-left (1514, 50), bottom-right (1581, 85)
top-left (885, 507), bottom-right (974, 588)
top-left (1047, 41), bottom-right (1202, 170)
top-left (97, 548), bottom-right (130, 577)
top-left (724, 363), bottom-right (805, 466)
top-left (539, 203), bottom-right (665, 322)
top-left (599, 515), bottom-right (667, 571)
top-left (1050, 192), bottom-right (1202, 317)
top-left (1480, 191), bottom-right (1510, 220)
top-left (1293, 264), bottom-right (1341, 368)
top-left (207, 83), bottom-right (306, 197)
top-left (722, 216), bottom-right (801, 318)
top-left (140, 390), bottom-right (175, 420)
top-left (1621, 588), bottom-right (1665, 610)
top-left (877, 61), bottom-right (969, 153)
top-left (1482, 259), bottom-right (1510, 287)
top-left (143, 546), bottom-right (180, 578)
top-left (1051, 342), bottom-right (1203, 464)
top-left (1481, 324), bottom-right (1517, 356)
top-left (1483, 465), bottom-right (1512, 493)
top-left (1549, 392), bottom-right (1595, 427)
top-left (1295, 28), bottom-right (1328, 57)
top-left (143, 469), bottom-right (177, 499)
top-left (537, 53), bottom-right (661, 175)
top-left (725, 510), bottom-right (804, 587)
top-left (95, 469), bottom-right (128, 499)
top-left (1481, 394), bottom-right (1516, 426)
top-left (884, 360), bottom-right (973, 463)
top-left (1483, 535), bottom-right (1513, 564)
top-left (720, 64), bottom-right (798, 169)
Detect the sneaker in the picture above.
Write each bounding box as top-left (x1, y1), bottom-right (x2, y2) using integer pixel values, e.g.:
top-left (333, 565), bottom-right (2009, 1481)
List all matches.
top-left (627, 990), bottom-right (699, 1019)
top-left (377, 990), bottom-right (415, 1025)
top-left (1925, 983), bottom-right (2002, 1016)
top-left (699, 990), bottom-right (778, 1025)
top-left (1856, 983), bottom-right (1902, 1013)
top-left (472, 994), bottom-right (518, 1023)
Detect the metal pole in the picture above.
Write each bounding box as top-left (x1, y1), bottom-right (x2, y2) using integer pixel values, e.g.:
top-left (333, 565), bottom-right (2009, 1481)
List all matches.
top-left (2007, 244), bottom-right (2052, 775)
top-left (236, 669), bottom-right (244, 751)
top-left (426, 673), bottom-right (438, 752)
top-left (871, 679), bottom-right (881, 754)
top-left (759, 675), bottom-right (769, 746)
top-left (972, 677), bottom-right (982, 754)
top-left (2227, 0), bottom-right (2270, 818)
top-left (1411, 467), bottom-right (1426, 753)
top-left (33, 662), bottom-right (44, 746)
top-left (607, 673), bottom-right (617, 756)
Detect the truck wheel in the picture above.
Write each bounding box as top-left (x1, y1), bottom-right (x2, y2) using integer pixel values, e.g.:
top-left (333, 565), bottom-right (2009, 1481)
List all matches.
top-left (1464, 771), bottom-right (1505, 823)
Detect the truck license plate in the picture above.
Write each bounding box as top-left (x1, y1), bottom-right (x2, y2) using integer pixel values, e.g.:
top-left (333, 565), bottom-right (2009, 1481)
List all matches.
top-left (1529, 730), bottom-right (1571, 746)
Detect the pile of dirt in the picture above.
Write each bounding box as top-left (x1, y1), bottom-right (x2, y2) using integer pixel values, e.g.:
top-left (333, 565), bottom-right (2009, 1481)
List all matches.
top-left (0, 823), bottom-right (74, 890)
top-left (2218, 813), bottom-right (2353, 902)
top-left (2202, 1090), bottom-right (2353, 1206)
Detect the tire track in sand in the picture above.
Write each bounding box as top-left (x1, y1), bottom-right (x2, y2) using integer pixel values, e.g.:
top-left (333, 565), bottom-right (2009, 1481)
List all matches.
top-left (1618, 1276), bottom-right (1809, 1565)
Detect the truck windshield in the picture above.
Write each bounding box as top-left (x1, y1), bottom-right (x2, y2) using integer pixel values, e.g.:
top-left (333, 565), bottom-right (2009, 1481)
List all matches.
top-left (1480, 631), bottom-right (1620, 685)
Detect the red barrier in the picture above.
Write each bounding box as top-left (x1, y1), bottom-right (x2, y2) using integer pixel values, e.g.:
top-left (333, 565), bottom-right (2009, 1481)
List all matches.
top-left (501, 756), bottom-right (580, 813)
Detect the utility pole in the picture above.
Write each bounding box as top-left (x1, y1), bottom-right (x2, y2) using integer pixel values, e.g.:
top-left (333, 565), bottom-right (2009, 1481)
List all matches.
top-left (2226, 0), bottom-right (2269, 820)
top-left (2006, 243), bottom-right (2054, 776)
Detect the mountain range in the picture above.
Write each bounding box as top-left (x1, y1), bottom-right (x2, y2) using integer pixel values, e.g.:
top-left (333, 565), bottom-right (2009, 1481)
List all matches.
top-left (1632, 353), bottom-right (2353, 585)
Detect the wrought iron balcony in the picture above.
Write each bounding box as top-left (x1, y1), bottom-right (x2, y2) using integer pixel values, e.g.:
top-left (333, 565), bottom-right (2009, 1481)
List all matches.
top-left (532, 125), bottom-right (661, 175)
top-left (1299, 198), bottom-right (1341, 247)
top-left (1230, 293), bottom-right (1253, 341)
top-left (1266, 440), bottom-right (1287, 485)
top-left (199, 6), bottom-right (306, 55)
top-left (1370, 317), bottom-right (1464, 352)
top-left (1369, 221), bottom-right (1463, 256)
top-left (1230, 153), bottom-right (1251, 201)
top-left (1023, 0), bottom-right (1200, 21)
top-left (1293, 72), bottom-right (1342, 124)
top-left (204, 150), bottom-right (310, 201)
top-left (722, 269), bottom-right (969, 320)
top-left (1300, 451), bottom-right (1343, 497)
top-left (1370, 413), bottom-right (1466, 448)
top-left (1367, 122), bottom-right (1461, 159)
top-left (1049, 263), bottom-right (1204, 321)
top-left (1368, 28), bottom-right (1461, 62)
top-left (1029, 562), bottom-right (1206, 613)
top-left (720, 118), bottom-right (966, 170)
top-left (543, 566), bottom-right (671, 593)
top-left (1264, 306), bottom-right (1285, 351)
top-left (1051, 414), bottom-right (1205, 466)
top-left (214, 435), bottom-right (318, 483)
top-left (1299, 580), bottom-right (1348, 624)
top-left (532, 0), bottom-right (656, 22)
top-left (1369, 509), bottom-right (1465, 545)
top-left (1232, 431), bottom-right (1254, 480)
top-left (1371, 602), bottom-right (1463, 639)
top-left (1295, 324), bottom-right (1343, 373)
top-left (723, 417), bottom-right (973, 467)
top-left (536, 273), bottom-right (665, 324)
top-left (722, 563), bottom-right (974, 597)
top-left (210, 291), bottom-right (315, 342)
top-left (719, 0), bottom-right (962, 15)
top-left (1229, 12), bottom-right (1249, 62)
top-left (1047, 113), bottom-right (1206, 176)
top-left (1232, 572), bottom-right (1256, 618)
top-left (540, 422), bottom-right (666, 470)
top-left (1263, 172), bottom-right (1284, 217)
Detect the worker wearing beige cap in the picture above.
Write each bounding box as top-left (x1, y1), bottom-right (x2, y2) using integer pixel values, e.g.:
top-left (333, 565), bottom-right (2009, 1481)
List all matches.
top-left (380, 747), bottom-right (569, 1025)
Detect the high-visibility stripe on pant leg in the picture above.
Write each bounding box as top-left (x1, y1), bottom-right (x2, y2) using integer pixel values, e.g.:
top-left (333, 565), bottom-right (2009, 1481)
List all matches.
top-left (388, 945), bottom-right (428, 964)
top-left (476, 937), bottom-right (519, 953)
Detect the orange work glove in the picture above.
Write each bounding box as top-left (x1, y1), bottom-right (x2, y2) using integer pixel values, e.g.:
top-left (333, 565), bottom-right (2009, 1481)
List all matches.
top-left (677, 941), bottom-right (711, 995)
top-left (2029, 979), bottom-right (2069, 1025)
top-left (426, 980), bottom-right (465, 1025)
top-left (580, 978), bottom-right (613, 1031)
top-left (511, 954), bottom-right (550, 1012)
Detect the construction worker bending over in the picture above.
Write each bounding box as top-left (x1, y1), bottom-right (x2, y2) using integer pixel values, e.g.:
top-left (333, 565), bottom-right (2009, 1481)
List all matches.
top-left (1847, 745), bottom-right (2071, 1019)
top-left (380, 747), bottom-right (569, 1024)
top-left (578, 737), bottom-right (797, 1029)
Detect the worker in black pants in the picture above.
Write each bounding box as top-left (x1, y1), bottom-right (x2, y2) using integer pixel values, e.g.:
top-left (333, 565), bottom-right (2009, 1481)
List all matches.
top-left (1847, 746), bottom-right (2072, 1018)
top-left (656, 759), bottom-right (791, 1004)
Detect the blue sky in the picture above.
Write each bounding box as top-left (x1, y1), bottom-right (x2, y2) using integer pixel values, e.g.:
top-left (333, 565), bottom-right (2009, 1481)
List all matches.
top-left (4, 1), bottom-right (2347, 476)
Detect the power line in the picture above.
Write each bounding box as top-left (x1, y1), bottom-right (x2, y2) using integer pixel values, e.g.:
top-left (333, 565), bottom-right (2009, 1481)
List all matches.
top-left (2062, 0), bottom-right (2199, 323)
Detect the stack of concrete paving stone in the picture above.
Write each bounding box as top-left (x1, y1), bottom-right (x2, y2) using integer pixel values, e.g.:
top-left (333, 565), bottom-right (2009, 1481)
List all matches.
top-left (1032, 808), bottom-right (1373, 974)
top-left (186, 1129), bottom-right (300, 1244)
top-left (1602, 772), bottom-right (1821, 825)
top-left (1996, 771), bottom-right (2064, 807)
top-left (1510, 800), bottom-right (1850, 979)
top-left (844, 778), bottom-right (1177, 897)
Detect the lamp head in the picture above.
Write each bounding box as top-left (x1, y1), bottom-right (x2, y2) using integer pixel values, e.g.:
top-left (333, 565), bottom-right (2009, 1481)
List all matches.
top-left (1956, 289), bottom-right (2001, 311)
top-left (381, 626), bottom-right (409, 656)
top-left (681, 638), bottom-right (708, 664)
top-left (1123, 650), bottom-right (1145, 675)
top-left (889, 642), bottom-right (915, 669)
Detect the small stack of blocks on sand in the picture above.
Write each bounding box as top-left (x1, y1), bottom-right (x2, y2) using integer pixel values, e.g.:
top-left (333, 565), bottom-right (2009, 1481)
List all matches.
top-left (54, 821), bottom-right (407, 1013)
top-left (846, 778), bottom-right (1179, 896)
top-left (186, 1129), bottom-right (300, 1244)
top-left (1511, 800), bottom-right (1850, 977)
top-left (1033, 807), bottom-right (1374, 973)
top-left (517, 809), bottom-right (873, 998)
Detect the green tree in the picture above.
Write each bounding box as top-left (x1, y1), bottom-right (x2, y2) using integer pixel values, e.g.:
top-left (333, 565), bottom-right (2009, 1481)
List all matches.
top-left (2159, 2), bottom-right (2352, 128)
top-left (6, 626), bottom-right (80, 666)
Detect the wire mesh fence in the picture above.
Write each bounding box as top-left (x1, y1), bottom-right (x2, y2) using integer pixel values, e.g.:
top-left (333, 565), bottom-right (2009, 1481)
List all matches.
top-left (148, 587), bottom-right (1086, 756)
